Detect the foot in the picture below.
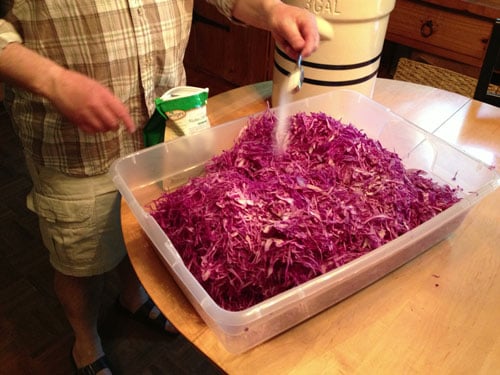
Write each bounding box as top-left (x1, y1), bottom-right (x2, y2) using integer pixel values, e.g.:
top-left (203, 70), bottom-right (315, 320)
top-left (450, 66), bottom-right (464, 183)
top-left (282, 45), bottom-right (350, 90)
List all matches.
top-left (117, 297), bottom-right (179, 335)
top-left (72, 346), bottom-right (112, 375)
top-left (75, 355), bottom-right (111, 375)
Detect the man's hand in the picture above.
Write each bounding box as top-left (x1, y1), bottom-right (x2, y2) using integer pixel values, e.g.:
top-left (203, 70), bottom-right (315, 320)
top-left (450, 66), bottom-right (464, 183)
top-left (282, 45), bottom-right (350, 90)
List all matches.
top-left (48, 68), bottom-right (136, 133)
top-left (232, 0), bottom-right (319, 59)
top-left (267, 2), bottom-right (319, 59)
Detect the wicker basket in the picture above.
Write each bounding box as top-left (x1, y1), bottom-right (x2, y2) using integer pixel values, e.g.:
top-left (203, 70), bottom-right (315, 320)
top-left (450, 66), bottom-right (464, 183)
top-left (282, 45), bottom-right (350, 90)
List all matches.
top-left (393, 57), bottom-right (500, 98)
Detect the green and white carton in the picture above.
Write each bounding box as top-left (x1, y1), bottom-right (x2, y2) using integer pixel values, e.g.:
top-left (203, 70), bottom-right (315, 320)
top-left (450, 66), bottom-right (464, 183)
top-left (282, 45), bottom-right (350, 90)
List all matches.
top-left (143, 86), bottom-right (209, 147)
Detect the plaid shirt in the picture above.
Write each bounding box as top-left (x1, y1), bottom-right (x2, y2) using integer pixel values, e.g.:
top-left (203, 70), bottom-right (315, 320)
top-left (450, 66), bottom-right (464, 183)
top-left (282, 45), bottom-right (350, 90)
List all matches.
top-left (1, 0), bottom-right (233, 176)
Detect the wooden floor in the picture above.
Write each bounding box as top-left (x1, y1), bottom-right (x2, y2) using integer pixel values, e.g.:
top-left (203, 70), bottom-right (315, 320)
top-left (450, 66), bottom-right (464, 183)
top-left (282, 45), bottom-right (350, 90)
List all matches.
top-left (0, 104), bottom-right (224, 374)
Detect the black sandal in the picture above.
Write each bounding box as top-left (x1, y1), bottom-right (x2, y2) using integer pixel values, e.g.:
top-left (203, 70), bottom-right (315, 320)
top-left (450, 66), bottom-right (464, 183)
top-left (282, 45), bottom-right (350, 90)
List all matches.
top-left (75, 355), bottom-right (111, 375)
top-left (116, 297), bottom-right (179, 336)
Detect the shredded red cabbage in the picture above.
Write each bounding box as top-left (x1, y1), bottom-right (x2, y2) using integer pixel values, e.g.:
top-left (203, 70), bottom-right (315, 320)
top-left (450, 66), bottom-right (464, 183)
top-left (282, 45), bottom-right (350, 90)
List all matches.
top-left (149, 111), bottom-right (460, 311)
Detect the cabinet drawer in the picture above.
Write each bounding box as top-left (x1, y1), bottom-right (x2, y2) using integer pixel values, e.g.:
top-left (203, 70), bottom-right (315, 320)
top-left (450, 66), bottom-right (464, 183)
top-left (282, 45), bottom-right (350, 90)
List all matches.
top-left (387, 0), bottom-right (492, 67)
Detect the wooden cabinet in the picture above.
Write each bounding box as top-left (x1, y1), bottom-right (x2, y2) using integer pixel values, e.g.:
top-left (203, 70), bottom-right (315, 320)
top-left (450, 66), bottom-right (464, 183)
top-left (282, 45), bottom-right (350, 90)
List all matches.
top-left (385, 0), bottom-right (500, 77)
top-left (184, 1), bottom-right (275, 96)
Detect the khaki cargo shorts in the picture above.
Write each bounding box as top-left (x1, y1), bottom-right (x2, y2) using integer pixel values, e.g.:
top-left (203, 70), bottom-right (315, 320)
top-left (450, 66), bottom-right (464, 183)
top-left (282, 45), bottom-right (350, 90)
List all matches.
top-left (24, 155), bottom-right (127, 277)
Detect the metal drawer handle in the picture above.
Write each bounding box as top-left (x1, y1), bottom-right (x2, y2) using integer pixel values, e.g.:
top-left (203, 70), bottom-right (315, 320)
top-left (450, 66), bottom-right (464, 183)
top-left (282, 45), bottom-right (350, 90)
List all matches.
top-left (420, 20), bottom-right (434, 38)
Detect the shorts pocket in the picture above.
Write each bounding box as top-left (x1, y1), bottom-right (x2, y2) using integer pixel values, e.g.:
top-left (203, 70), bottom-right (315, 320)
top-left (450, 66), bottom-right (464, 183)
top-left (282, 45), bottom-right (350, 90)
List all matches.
top-left (28, 191), bottom-right (99, 270)
top-left (28, 191), bottom-right (95, 226)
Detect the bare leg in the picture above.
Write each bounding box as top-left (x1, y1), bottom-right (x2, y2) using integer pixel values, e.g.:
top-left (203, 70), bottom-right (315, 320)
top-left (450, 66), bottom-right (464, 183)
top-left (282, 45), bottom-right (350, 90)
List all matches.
top-left (54, 270), bottom-right (111, 375)
top-left (115, 256), bottom-right (148, 311)
top-left (116, 256), bottom-right (177, 334)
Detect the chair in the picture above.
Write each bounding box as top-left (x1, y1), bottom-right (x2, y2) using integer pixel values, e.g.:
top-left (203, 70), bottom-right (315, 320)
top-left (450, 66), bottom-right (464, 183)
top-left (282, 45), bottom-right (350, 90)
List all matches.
top-left (393, 18), bottom-right (500, 107)
top-left (473, 18), bottom-right (500, 107)
top-left (393, 57), bottom-right (479, 98)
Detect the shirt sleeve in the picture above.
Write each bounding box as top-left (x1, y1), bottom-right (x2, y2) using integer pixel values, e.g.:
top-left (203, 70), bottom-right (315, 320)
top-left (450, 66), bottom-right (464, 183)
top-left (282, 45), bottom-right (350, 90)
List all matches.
top-left (206, 0), bottom-right (235, 19)
top-left (0, 19), bottom-right (22, 52)
top-left (206, 0), bottom-right (245, 24)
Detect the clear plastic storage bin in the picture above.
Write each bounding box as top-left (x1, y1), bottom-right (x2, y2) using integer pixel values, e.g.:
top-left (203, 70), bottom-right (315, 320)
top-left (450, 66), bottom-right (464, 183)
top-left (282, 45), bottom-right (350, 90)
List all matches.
top-left (110, 90), bottom-right (499, 354)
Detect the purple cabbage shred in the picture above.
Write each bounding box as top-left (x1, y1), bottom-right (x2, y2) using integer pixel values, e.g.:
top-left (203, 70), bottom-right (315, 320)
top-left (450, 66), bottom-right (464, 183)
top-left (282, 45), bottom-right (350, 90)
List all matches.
top-left (149, 111), bottom-right (460, 311)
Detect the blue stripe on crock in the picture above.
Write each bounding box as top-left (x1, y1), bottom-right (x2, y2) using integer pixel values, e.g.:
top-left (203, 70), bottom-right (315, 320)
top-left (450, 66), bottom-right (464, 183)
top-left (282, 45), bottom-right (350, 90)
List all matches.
top-left (275, 47), bottom-right (382, 70)
top-left (273, 60), bottom-right (379, 87)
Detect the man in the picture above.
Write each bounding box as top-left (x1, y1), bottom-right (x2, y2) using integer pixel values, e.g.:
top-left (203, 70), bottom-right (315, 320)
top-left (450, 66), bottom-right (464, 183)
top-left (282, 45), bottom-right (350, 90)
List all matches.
top-left (0, 1), bottom-right (318, 373)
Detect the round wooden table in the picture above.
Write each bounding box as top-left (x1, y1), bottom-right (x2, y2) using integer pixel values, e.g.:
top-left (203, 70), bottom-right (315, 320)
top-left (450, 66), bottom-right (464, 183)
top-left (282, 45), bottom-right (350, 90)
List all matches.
top-left (121, 78), bottom-right (500, 374)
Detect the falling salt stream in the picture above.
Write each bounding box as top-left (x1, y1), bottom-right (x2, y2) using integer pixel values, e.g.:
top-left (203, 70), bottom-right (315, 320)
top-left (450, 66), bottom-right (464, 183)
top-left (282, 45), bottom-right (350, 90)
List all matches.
top-left (274, 56), bottom-right (303, 154)
top-left (274, 82), bottom-right (293, 154)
